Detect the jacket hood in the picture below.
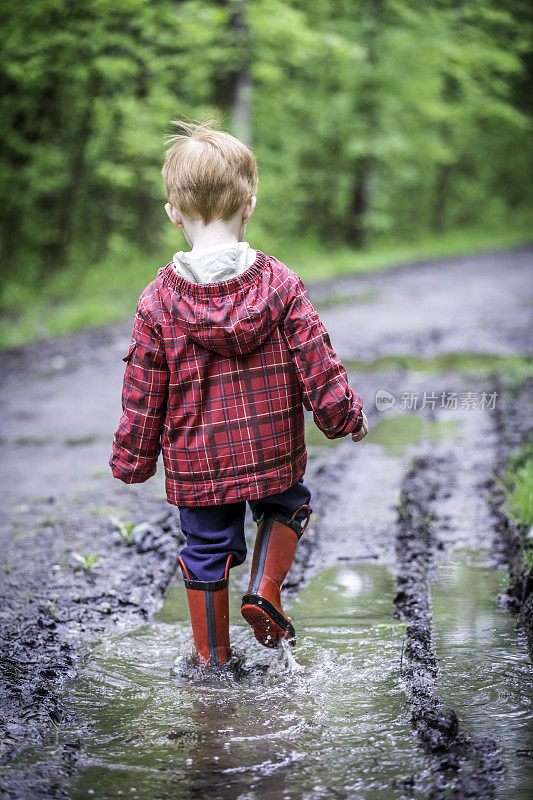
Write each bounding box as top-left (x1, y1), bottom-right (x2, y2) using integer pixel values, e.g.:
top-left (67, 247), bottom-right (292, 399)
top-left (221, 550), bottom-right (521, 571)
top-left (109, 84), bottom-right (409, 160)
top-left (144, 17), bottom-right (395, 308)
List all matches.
top-left (158, 251), bottom-right (291, 357)
top-left (172, 241), bottom-right (256, 285)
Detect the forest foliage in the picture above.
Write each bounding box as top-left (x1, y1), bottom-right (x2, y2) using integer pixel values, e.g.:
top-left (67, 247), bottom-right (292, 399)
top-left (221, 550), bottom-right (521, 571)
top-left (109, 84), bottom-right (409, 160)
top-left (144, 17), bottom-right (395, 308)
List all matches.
top-left (1, 0), bottom-right (532, 338)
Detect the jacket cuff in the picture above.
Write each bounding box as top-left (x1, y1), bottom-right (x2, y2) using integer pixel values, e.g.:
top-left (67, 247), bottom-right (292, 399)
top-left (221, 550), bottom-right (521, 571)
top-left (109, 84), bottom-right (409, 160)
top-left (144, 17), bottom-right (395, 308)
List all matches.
top-left (109, 452), bottom-right (157, 484)
top-left (334, 395), bottom-right (364, 437)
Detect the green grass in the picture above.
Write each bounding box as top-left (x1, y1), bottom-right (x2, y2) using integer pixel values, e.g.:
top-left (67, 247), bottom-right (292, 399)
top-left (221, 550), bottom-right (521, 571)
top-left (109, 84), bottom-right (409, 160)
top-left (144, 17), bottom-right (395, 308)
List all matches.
top-left (498, 445), bottom-right (533, 529)
top-left (281, 220), bottom-right (533, 282)
top-left (343, 353), bottom-right (533, 386)
top-left (1, 220), bottom-right (531, 349)
top-left (495, 445), bottom-right (533, 571)
top-left (0, 240), bottom-right (172, 349)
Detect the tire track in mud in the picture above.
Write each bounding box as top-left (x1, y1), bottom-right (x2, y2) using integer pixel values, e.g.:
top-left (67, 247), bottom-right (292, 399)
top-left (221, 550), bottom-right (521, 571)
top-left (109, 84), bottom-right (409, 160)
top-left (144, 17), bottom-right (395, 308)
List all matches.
top-left (394, 454), bottom-right (502, 799)
top-left (287, 374), bottom-right (526, 799)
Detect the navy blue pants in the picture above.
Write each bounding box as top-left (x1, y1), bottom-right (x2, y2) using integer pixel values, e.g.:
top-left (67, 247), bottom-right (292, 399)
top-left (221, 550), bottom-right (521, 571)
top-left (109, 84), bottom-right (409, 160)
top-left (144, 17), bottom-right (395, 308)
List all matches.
top-left (178, 478), bottom-right (312, 581)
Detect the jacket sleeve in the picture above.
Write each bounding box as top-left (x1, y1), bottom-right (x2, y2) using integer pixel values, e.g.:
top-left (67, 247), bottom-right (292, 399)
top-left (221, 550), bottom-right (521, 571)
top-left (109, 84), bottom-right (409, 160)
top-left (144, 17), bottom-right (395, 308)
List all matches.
top-left (109, 305), bottom-right (169, 483)
top-left (281, 276), bottom-right (363, 439)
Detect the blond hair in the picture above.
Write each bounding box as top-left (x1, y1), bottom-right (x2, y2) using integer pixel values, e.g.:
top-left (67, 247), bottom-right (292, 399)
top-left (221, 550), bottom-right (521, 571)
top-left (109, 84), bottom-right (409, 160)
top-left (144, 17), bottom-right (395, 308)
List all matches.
top-left (162, 117), bottom-right (258, 224)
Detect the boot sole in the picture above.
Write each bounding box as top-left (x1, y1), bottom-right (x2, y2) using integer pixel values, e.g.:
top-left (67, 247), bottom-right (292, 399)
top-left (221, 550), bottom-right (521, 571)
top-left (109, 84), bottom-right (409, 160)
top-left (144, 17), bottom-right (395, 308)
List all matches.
top-left (241, 594), bottom-right (296, 648)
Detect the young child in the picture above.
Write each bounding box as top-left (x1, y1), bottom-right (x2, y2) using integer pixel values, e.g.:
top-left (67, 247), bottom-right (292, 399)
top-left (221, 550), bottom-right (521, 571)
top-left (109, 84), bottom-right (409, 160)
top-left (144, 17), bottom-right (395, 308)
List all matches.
top-left (110, 119), bottom-right (368, 667)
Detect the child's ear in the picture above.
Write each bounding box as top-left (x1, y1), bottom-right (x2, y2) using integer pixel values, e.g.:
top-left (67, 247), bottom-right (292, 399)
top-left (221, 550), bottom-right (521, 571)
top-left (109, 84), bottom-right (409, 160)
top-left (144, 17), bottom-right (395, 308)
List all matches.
top-left (165, 202), bottom-right (182, 228)
top-left (242, 195), bottom-right (257, 225)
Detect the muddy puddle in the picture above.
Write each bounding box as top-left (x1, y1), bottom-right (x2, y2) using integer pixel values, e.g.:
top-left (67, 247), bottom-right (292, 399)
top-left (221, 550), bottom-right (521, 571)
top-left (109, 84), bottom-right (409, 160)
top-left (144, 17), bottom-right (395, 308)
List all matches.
top-left (37, 541), bottom-right (531, 800)
top-left (64, 558), bottom-right (429, 800)
top-left (305, 414), bottom-right (459, 455)
top-left (38, 543), bottom-right (530, 800)
top-left (431, 549), bottom-right (533, 800)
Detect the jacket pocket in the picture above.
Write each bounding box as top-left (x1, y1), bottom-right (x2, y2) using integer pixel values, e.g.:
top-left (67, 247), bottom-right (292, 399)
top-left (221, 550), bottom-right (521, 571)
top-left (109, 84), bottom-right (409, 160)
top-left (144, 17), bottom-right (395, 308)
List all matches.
top-left (122, 341), bottom-right (138, 362)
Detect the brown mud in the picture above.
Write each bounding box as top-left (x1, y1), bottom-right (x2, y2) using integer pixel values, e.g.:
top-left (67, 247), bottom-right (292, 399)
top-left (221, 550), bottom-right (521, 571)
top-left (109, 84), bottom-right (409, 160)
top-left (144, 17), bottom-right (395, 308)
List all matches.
top-left (0, 247), bottom-right (532, 799)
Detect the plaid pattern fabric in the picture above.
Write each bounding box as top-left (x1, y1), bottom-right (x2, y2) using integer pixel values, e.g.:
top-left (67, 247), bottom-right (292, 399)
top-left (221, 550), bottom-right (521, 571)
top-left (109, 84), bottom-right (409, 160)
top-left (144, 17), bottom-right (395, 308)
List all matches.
top-left (110, 250), bottom-right (363, 506)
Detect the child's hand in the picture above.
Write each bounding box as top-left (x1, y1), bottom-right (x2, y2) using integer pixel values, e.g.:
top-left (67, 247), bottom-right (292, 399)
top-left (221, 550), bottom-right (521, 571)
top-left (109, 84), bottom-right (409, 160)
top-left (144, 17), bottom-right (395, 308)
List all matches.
top-left (351, 412), bottom-right (369, 443)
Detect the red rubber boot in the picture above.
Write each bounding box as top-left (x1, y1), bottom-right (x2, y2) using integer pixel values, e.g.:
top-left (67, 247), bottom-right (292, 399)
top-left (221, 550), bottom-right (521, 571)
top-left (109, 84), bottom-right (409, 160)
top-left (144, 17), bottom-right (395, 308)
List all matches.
top-left (241, 505), bottom-right (311, 648)
top-left (178, 554), bottom-right (232, 666)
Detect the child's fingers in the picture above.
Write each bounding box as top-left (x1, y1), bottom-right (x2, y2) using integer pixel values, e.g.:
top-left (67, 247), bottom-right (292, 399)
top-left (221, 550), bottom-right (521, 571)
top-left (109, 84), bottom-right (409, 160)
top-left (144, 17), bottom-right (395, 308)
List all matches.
top-left (351, 413), bottom-right (369, 442)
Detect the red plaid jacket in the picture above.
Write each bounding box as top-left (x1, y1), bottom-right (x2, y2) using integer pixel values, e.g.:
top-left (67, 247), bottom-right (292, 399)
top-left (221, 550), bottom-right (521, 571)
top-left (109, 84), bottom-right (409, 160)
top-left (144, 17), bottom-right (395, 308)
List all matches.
top-left (110, 250), bottom-right (363, 505)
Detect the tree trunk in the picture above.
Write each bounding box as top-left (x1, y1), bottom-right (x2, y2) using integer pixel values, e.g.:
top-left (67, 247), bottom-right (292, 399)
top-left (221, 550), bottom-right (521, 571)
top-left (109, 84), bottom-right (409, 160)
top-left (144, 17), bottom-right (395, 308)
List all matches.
top-left (345, 0), bottom-right (382, 249)
top-left (55, 71), bottom-right (100, 266)
top-left (432, 163), bottom-right (452, 232)
top-left (346, 159), bottom-right (373, 248)
top-left (212, 0), bottom-right (252, 145)
top-left (233, 68), bottom-right (252, 147)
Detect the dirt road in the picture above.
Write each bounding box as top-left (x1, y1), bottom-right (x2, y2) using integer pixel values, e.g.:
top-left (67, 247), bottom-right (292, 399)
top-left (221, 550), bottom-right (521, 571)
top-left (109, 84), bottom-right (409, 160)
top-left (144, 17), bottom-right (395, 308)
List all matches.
top-left (0, 247), bottom-right (532, 799)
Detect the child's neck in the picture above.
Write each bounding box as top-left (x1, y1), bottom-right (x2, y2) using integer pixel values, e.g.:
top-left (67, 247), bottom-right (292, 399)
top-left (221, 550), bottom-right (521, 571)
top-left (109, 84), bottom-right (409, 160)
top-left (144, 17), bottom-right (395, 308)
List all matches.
top-left (191, 234), bottom-right (240, 251)
top-left (187, 219), bottom-right (242, 252)
top-left (183, 215), bottom-right (245, 251)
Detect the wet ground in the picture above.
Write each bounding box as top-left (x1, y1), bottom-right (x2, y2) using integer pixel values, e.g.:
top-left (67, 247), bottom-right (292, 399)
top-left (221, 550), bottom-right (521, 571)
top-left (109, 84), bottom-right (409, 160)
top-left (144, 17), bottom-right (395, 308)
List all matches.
top-left (0, 247), bottom-right (532, 799)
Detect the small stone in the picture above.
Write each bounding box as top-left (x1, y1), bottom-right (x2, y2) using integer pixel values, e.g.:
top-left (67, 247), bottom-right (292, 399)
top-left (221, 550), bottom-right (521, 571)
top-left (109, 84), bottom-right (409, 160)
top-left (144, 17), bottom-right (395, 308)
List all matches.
top-left (50, 355), bottom-right (66, 370)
